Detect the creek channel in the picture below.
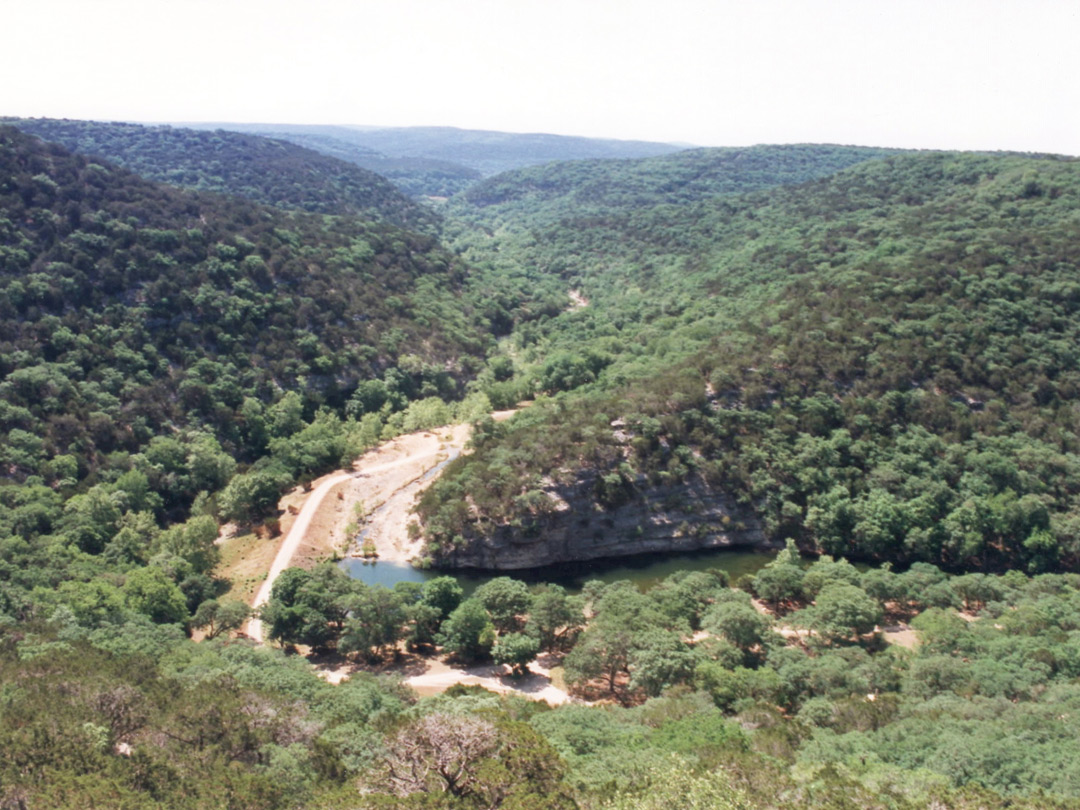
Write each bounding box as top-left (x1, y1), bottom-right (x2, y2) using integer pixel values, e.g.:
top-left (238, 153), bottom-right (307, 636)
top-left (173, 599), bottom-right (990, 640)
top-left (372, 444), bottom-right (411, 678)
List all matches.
top-left (336, 426), bottom-right (777, 594)
top-left (340, 546), bottom-right (776, 595)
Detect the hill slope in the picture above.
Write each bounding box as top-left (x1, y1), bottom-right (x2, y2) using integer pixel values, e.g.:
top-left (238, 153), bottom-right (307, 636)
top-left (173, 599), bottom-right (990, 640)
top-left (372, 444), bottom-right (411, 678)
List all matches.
top-left (0, 126), bottom-right (486, 509)
top-left (421, 150), bottom-right (1080, 574)
top-left (457, 143), bottom-right (901, 220)
top-left (440, 144), bottom-right (903, 353)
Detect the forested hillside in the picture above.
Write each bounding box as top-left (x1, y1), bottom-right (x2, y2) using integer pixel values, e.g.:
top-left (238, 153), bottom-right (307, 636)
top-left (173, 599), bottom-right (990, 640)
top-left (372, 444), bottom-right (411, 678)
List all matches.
top-left (2, 118), bottom-right (436, 230)
top-left (441, 144), bottom-right (903, 335)
top-left (422, 150), bottom-right (1080, 574)
top-left (457, 144), bottom-right (900, 220)
top-left (0, 125), bottom-right (495, 547)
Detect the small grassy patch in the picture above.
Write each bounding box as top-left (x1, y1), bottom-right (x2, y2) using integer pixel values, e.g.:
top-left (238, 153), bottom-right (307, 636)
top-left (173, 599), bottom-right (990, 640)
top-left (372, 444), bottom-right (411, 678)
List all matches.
top-left (216, 531), bottom-right (280, 604)
top-left (548, 665), bottom-right (567, 693)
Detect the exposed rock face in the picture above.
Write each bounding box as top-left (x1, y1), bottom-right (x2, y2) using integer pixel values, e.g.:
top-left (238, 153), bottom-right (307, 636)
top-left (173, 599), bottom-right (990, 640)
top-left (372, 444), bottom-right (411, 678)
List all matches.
top-left (434, 470), bottom-right (776, 570)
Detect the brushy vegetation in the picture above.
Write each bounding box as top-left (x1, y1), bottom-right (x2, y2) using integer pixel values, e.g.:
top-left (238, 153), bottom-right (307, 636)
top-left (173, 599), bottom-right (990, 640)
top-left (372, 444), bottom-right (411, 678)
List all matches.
top-left (7, 560), bottom-right (1080, 808)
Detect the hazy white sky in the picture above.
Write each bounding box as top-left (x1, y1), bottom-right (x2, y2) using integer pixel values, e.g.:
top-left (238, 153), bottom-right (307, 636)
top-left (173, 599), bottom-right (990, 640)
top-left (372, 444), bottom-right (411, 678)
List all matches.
top-left (4, 0), bottom-right (1078, 154)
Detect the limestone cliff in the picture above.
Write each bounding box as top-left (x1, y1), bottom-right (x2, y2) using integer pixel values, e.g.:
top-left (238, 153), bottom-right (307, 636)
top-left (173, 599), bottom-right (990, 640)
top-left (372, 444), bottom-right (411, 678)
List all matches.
top-left (431, 469), bottom-right (776, 570)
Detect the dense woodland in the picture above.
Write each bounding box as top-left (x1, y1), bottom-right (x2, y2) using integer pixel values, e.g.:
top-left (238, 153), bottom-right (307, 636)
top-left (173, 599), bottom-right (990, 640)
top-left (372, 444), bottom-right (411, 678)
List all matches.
top-left (458, 144), bottom-right (899, 216)
top-left (421, 149), bottom-right (1080, 574)
top-left (1, 119), bottom-right (1079, 808)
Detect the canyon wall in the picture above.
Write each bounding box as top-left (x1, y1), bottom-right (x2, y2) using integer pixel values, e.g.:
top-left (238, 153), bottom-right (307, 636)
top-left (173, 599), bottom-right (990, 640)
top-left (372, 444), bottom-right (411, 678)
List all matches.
top-left (434, 470), bottom-right (777, 570)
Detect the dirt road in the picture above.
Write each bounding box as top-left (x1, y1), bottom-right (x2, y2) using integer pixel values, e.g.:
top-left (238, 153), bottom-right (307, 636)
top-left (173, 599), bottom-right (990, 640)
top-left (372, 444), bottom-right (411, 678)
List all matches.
top-left (246, 471), bottom-right (354, 642)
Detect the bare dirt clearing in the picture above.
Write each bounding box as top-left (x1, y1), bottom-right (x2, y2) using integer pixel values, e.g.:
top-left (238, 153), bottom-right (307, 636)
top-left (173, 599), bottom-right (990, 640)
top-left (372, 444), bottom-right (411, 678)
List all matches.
top-left (406, 654), bottom-right (572, 704)
top-left (880, 623), bottom-right (918, 649)
top-left (313, 650), bottom-right (574, 704)
top-left (568, 289), bottom-right (589, 310)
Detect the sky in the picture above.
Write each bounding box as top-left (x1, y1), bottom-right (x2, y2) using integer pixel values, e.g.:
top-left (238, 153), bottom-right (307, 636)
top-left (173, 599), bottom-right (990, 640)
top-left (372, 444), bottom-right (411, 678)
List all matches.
top-left (4, 0), bottom-right (1078, 155)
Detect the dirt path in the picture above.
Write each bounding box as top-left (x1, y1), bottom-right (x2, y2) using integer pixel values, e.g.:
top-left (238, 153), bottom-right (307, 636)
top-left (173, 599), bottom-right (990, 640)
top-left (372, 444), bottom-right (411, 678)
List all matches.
top-left (246, 472), bottom-right (355, 642)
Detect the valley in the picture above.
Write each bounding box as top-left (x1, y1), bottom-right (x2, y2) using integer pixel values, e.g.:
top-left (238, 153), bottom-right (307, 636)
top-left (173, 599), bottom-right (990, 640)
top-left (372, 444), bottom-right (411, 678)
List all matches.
top-left (1, 118), bottom-right (1079, 810)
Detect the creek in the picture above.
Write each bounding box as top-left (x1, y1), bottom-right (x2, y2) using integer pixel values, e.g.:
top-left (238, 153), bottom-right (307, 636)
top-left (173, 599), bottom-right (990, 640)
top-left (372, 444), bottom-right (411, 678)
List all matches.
top-left (340, 546), bottom-right (776, 595)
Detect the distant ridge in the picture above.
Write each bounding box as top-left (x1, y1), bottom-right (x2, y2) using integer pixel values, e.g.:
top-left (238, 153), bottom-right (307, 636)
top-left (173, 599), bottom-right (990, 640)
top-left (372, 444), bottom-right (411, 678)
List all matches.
top-left (174, 122), bottom-right (688, 196)
top-left (180, 122), bottom-right (686, 174)
top-left (2, 117), bottom-right (437, 231)
top-left (457, 143), bottom-right (903, 219)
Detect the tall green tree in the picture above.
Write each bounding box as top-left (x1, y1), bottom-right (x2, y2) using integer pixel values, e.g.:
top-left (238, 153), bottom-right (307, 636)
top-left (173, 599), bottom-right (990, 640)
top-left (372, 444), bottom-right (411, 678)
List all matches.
top-left (437, 598), bottom-right (496, 662)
